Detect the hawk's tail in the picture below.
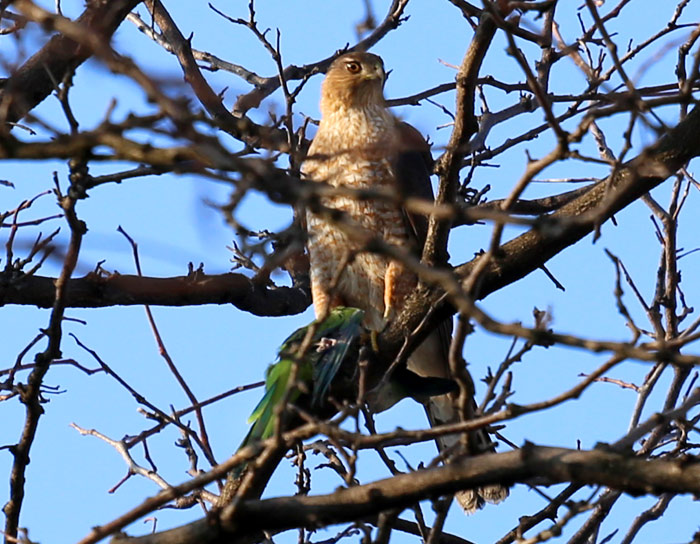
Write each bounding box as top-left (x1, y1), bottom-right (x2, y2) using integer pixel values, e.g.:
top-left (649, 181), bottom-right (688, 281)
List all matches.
top-left (408, 329), bottom-right (509, 514)
top-left (426, 392), bottom-right (509, 513)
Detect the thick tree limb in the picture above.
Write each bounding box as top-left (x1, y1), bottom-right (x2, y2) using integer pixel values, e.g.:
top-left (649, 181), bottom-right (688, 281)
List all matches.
top-left (109, 444), bottom-right (700, 544)
top-left (382, 103), bottom-right (700, 352)
top-left (136, 0), bottom-right (290, 151)
top-left (424, 12), bottom-right (497, 265)
top-left (478, 184), bottom-right (595, 216)
top-left (5, 106), bottom-right (699, 324)
top-left (462, 104), bottom-right (700, 297)
top-left (0, 0), bottom-right (142, 124)
top-left (75, 386), bottom-right (700, 544)
top-left (0, 0), bottom-right (289, 151)
top-left (0, 271), bottom-right (310, 316)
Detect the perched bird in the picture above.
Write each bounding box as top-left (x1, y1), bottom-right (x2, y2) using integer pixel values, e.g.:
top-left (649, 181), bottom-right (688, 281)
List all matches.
top-left (301, 51), bottom-right (508, 512)
top-left (239, 306), bottom-right (456, 451)
top-left (223, 307), bottom-right (365, 505)
top-left (240, 306), bottom-right (365, 450)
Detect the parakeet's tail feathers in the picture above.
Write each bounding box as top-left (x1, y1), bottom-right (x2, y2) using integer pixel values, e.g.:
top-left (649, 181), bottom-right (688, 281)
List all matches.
top-left (311, 307), bottom-right (365, 407)
top-left (242, 360), bottom-right (294, 448)
top-left (246, 380), bottom-right (278, 427)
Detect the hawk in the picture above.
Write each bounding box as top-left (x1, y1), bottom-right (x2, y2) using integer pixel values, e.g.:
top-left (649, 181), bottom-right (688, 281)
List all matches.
top-left (301, 52), bottom-right (508, 512)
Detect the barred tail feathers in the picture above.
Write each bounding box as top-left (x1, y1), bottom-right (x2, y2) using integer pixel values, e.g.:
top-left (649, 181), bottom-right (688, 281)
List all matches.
top-left (407, 331), bottom-right (509, 514)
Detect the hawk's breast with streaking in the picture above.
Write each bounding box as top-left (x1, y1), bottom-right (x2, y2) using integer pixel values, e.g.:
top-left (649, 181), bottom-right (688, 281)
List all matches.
top-left (303, 104), bottom-right (413, 330)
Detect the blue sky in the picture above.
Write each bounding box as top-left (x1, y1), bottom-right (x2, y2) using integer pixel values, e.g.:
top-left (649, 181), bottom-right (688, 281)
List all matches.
top-left (2, 1), bottom-right (700, 543)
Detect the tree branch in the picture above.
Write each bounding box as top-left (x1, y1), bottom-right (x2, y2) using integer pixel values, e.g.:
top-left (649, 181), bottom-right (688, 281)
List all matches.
top-left (0, 0), bottom-right (142, 125)
top-left (383, 103), bottom-right (700, 353)
top-left (424, 12), bottom-right (497, 265)
top-left (0, 270), bottom-right (310, 316)
top-left (110, 444), bottom-right (700, 544)
top-left (231, 0), bottom-right (411, 115)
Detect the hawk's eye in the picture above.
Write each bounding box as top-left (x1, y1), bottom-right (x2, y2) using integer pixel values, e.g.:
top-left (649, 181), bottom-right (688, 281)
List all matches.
top-left (345, 61), bottom-right (361, 74)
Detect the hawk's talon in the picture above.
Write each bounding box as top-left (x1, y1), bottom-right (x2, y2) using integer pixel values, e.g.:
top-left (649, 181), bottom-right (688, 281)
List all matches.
top-left (382, 306), bottom-right (394, 323)
top-left (370, 330), bottom-right (380, 353)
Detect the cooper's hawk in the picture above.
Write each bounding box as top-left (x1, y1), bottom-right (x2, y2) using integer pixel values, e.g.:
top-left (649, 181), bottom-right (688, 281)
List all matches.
top-left (301, 51), bottom-right (508, 512)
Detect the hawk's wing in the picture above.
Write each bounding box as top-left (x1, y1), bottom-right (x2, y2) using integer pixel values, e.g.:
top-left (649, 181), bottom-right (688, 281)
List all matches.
top-left (395, 121), bottom-right (436, 251)
top-left (393, 120), bottom-right (453, 361)
top-left (393, 120), bottom-right (509, 512)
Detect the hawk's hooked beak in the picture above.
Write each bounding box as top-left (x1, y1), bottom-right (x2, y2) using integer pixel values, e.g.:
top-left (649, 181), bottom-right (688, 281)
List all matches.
top-left (363, 63), bottom-right (386, 83)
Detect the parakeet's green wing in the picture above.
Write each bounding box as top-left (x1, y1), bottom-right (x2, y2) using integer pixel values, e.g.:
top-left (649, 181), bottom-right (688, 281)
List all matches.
top-left (311, 307), bottom-right (365, 407)
top-left (239, 307), bottom-right (364, 450)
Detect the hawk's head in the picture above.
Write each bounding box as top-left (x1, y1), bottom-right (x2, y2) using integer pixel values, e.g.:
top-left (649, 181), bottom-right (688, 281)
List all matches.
top-left (320, 52), bottom-right (386, 115)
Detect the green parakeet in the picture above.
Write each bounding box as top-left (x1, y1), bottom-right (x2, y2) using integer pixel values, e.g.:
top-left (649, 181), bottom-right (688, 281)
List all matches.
top-left (224, 306), bottom-right (459, 505)
top-left (239, 306), bottom-right (365, 449)
top-left (239, 306), bottom-right (459, 450)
